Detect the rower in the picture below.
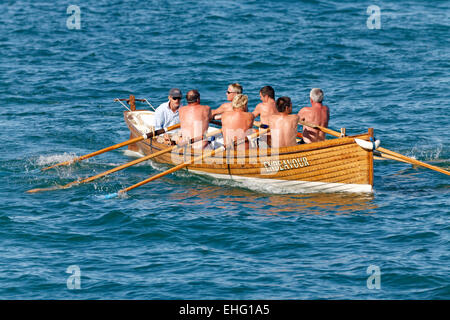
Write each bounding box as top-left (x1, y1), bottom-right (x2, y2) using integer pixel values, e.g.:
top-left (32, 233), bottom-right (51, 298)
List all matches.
top-left (298, 88), bottom-right (330, 143)
top-left (221, 94), bottom-right (255, 150)
top-left (268, 96), bottom-right (299, 148)
top-left (177, 90), bottom-right (212, 150)
top-left (252, 86), bottom-right (278, 127)
top-left (211, 83), bottom-right (243, 120)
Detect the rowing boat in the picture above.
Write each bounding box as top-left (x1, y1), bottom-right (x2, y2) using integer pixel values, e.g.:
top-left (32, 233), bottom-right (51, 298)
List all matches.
top-left (123, 110), bottom-right (376, 193)
top-left (26, 95), bottom-right (447, 197)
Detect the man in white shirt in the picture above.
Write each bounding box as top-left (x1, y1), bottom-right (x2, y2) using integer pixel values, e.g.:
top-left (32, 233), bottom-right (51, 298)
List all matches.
top-left (153, 88), bottom-right (182, 130)
top-left (153, 88), bottom-right (182, 145)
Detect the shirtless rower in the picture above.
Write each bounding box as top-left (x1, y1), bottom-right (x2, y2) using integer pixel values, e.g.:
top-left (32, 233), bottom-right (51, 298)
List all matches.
top-left (252, 85), bottom-right (278, 126)
top-left (268, 96), bottom-right (299, 148)
top-left (298, 88), bottom-right (330, 143)
top-left (211, 83), bottom-right (243, 119)
top-left (178, 90), bottom-right (212, 150)
top-left (221, 94), bottom-right (254, 149)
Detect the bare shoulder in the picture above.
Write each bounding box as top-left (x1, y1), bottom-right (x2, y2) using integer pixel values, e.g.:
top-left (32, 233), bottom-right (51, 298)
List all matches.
top-left (221, 110), bottom-right (233, 118)
top-left (298, 106), bottom-right (310, 113)
top-left (270, 113), bottom-right (282, 120)
top-left (298, 106), bottom-right (310, 116)
top-left (254, 102), bottom-right (263, 110)
top-left (219, 102), bottom-right (231, 109)
top-left (268, 113), bottom-right (282, 124)
top-left (201, 104), bottom-right (211, 114)
top-left (178, 105), bottom-right (187, 115)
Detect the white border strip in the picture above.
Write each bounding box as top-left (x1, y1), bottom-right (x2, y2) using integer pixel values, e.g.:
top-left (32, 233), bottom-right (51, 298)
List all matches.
top-left (189, 170), bottom-right (373, 194)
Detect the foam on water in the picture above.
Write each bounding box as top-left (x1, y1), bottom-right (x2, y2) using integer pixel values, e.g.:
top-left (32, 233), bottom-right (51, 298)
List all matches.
top-left (35, 153), bottom-right (79, 166)
top-left (408, 143), bottom-right (444, 161)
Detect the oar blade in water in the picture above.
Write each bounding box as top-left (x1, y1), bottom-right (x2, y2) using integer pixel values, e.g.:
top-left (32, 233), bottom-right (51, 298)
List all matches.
top-left (26, 185), bottom-right (63, 193)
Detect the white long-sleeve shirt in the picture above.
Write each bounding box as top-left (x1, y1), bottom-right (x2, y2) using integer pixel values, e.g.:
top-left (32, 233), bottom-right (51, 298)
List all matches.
top-left (153, 101), bottom-right (180, 130)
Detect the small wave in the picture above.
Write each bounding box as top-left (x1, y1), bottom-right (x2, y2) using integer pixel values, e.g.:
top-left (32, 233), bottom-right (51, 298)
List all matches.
top-left (407, 143), bottom-right (444, 161)
top-left (35, 153), bottom-right (78, 166)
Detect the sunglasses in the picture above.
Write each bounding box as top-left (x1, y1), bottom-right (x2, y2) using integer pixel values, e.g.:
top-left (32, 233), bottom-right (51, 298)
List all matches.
top-left (172, 97), bottom-right (181, 100)
top-left (227, 91), bottom-right (238, 94)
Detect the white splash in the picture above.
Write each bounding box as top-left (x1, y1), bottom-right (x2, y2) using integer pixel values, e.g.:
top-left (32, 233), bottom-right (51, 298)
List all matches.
top-left (36, 152), bottom-right (79, 166)
top-left (122, 150), bottom-right (144, 158)
top-left (408, 143), bottom-right (443, 161)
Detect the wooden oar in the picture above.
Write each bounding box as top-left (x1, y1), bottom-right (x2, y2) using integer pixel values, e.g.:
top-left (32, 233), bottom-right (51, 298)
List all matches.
top-left (299, 120), bottom-right (450, 176)
top-left (27, 128), bottom-right (223, 193)
top-left (373, 150), bottom-right (411, 164)
top-left (103, 127), bottom-right (270, 199)
top-left (41, 123), bottom-right (181, 171)
top-left (298, 120), bottom-right (340, 138)
top-left (376, 147), bottom-right (449, 175)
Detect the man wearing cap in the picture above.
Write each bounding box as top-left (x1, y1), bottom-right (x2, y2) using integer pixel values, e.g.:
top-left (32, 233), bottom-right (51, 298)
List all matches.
top-left (153, 88), bottom-right (182, 131)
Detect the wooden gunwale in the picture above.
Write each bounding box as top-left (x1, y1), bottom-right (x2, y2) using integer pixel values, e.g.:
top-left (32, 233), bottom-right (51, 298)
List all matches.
top-left (167, 134), bottom-right (371, 159)
top-left (138, 132), bottom-right (372, 163)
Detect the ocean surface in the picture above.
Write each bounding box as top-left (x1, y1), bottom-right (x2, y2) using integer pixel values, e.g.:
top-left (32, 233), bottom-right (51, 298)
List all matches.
top-left (0, 0), bottom-right (449, 299)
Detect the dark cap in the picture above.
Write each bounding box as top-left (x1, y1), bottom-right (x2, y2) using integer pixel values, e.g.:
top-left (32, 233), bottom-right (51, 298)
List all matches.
top-left (169, 88), bottom-right (182, 98)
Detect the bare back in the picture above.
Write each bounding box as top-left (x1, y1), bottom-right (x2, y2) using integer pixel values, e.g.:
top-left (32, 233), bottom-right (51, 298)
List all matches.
top-left (268, 114), bottom-right (300, 148)
top-left (179, 103), bottom-right (211, 149)
top-left (221, 110), bottom-right (254, 147)
top-left (211, 102), bottom-right (233, 118)
top-left (298, 103), bottom-right (329, 143)
top-left (252, 101), bottom-right (277, 126)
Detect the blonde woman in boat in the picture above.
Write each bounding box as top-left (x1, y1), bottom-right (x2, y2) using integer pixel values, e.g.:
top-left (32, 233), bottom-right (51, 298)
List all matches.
top-left (221, 94), bottom-right (255, 150)
top-left (298, 88), bottom-right (330, 143)
top-left (268, 96), bottom-right (300, 148)
top-left (211, 83), bottom-right (243, 119)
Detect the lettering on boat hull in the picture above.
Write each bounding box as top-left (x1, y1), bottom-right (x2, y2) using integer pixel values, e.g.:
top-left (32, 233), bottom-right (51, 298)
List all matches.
top-left (263, 157), bottom-right (310, 173)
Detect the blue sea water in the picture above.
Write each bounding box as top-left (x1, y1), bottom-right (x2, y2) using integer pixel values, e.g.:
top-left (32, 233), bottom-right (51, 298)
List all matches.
top-left (0, 0), bottom-right (449, 299)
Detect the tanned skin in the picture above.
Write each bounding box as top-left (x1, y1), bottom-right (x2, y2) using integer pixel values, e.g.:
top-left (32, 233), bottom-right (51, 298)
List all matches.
top-left (178, 91), bottom-right (212, 149)
top-left (298, 98), bottom-right (330, 143)
top-left (211, 85), bottom-right (239, 119)
top-left (268, 105), bottom-right (299, 148)
top-left (221, 108), bottom-right (254, 149)
top-left (252, 92), bottom-right (278, 126)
